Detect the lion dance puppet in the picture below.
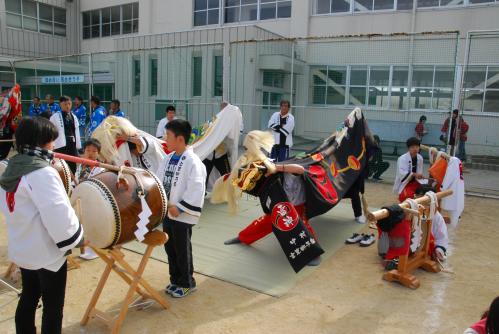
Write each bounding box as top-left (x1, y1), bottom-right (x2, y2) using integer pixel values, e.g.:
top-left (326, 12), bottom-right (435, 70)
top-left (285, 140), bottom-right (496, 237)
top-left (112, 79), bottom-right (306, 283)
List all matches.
top-left (212, 108), bottom-right (375, 272)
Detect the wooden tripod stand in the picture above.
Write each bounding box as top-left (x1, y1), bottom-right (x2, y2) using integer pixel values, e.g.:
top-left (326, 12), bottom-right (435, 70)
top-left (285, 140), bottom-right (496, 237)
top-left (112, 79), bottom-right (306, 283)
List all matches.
top-left (382, 205), bottom-right (440, 289)
top-left (81, 230), bottom-right (170, 333)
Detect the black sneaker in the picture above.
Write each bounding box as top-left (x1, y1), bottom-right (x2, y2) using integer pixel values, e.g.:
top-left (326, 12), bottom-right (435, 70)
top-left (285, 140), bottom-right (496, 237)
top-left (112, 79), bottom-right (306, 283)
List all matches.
top-left (359, 234), bottom-right (375, 247)
top-left (345, 233), bottom-right (364, 244)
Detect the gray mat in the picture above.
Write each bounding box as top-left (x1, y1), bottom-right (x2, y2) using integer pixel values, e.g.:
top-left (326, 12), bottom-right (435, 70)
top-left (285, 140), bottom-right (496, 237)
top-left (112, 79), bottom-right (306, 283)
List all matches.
top-left (123, 198), bottom-right (365, 297)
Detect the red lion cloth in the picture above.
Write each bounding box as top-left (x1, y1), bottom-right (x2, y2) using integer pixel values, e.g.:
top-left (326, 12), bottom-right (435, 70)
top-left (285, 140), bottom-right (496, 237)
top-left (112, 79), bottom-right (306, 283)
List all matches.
top-left (239, 204), bottom-right (317, 245)
top-left (0, 84), bottom-right (22, 133)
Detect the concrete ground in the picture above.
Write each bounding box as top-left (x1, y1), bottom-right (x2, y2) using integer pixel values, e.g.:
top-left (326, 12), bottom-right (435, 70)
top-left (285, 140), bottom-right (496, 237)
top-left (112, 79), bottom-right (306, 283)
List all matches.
top-left (1, 182), bottom-right (498, 334)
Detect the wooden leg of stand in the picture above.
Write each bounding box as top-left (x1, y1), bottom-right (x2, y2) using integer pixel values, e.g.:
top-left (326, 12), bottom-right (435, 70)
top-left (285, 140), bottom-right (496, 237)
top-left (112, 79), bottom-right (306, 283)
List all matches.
top-left (80, 252), bottom-right (114, 326)
top-left (67, 256), bottom-right (80, 270)
top-left (4, 263), bottom-right (16, 278)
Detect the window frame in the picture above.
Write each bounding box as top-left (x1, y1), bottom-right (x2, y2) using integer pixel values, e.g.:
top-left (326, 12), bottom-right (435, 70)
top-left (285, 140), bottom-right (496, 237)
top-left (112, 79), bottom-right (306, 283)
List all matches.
top-left (82, 2), bottom-right (139, 40)
top-left (5, 0), bottom-right (67, 37)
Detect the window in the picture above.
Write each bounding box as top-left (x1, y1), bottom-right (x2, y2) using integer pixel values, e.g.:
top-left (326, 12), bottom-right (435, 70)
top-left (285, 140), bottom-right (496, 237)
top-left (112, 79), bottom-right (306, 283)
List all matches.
top-left (417, 0), bottom-right (464, 8)
top-left (349, 66), bottom-right (368, 106)
top-left (82, 3), bottom-right (139, 39)
top-left (310, 66), bottom-right (347, 105)
top-left (354, 0), bottom-right (395, 11)
top-left (316, 0), bottom-right (350, 13)
top-left (194, 0), bottom-right (220, 26)
top-left (133, 58), bottom-right (141, 96)
top-left (411, 65), bottom-right (454, 110)
top-left (263, 71), bottom-right (284, 88)
top-left (194, 0), bottom-right (291, 26)
top-left (213, 56), bottom-right (223, 97)
top-left (367, 66), bottom-right (390, 108)
top-left (463, 65), bottom-right (499, 113)
top-left (150, 57), bottom-right (158, 96)
top-left (192, 56), bottom-right (203, 97)
top-left (390, 66), bottom-right (409, 109)
top-left (5, 0), bottom-right (66, 36)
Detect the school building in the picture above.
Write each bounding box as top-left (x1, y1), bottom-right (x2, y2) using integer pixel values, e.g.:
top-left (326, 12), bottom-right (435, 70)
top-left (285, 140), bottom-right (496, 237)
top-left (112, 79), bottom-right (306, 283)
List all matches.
top-left (0, 0), bottom-right (498, 156)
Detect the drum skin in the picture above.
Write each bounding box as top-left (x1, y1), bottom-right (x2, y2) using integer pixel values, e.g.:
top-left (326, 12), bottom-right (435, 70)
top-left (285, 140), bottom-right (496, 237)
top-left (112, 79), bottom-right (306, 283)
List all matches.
top-left (0, 158), bottom-right (72, 195)
top-left (71, 169), bottom-right (167, 249)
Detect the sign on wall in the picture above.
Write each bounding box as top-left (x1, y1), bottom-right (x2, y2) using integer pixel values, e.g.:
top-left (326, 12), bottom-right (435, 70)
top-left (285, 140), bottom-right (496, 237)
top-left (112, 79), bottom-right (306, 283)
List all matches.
top-left (41, 75), bottom-right (85, 84)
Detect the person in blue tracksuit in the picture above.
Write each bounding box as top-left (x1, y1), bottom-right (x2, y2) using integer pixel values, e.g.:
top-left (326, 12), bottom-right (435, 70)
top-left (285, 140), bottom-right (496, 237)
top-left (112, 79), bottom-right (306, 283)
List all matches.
top-left (72, 96), bottom-right (87, 145)
top-left (109, 99), bottom-right (125, 118)
top-left (28, 97), bottom-right (43, 117)
top-left (86, 96), bottom-right (107, 137)
top-left (40, 94), bottom-right (61, 118)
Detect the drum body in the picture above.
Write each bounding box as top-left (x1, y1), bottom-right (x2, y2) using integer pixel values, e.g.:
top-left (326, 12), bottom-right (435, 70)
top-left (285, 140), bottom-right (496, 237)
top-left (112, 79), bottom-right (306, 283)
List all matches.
top-left (0, 158), bottom-right (72, 194)
top-left (71, 169), bottom-right (167, 249)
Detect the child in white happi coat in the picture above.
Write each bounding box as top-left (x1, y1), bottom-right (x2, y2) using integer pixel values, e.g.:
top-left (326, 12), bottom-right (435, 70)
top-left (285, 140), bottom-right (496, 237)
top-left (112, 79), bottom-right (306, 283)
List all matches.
top-left (156, 119), bottom-right (206, 298)
top-left (75, 138), bottom-right (106, 260)
top-left (0, 117), bottom-right (86, 334)
top-left (393, 137), bottom-right (424, 202)
top-left (414, 185), bottom-right (449, 261)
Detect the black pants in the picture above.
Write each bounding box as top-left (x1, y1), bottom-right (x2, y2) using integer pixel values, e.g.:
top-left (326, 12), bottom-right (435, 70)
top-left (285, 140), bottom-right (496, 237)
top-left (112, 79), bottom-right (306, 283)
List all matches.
top-left (54, 140), bottom-right (78, 173)
top-left (270, 145), bottom-right (289, 162)
top-left (203, 153), bottom-right (231, 187)
top-left (16, 261), bottom-right (67, 334)
top-left (368, 161), bottom-right (390, 179)
top-left (162, 218), bottom-right (195, 288)
top-left (350, 192), bottom-right (362, 218)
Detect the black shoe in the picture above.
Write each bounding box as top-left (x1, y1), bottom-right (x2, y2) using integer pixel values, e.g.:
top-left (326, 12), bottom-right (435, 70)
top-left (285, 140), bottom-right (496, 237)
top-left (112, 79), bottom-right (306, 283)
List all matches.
top-left (224, 237), bottom-right (241, 245)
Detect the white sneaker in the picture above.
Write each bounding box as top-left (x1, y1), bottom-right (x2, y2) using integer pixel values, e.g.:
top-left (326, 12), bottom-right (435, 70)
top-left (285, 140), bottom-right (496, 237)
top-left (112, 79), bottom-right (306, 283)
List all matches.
top-left (355, 216), bottom-right (366, 224)
top-left (359, 234), bottom-right (376, 247)
top-left (79, 247), bottom-right (99, 260)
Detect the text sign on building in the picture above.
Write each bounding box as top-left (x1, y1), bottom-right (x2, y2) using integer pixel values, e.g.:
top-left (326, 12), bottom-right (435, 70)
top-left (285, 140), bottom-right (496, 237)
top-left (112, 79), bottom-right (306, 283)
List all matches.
top-left (41, 75), bottom-right (85, 84)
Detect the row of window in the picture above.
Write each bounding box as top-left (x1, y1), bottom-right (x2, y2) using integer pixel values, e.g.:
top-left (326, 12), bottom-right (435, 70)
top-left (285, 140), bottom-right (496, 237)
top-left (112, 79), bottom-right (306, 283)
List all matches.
top-left (310, 65), bottom-right (499, 113)
top-left (82, 3), bottom-right (139, 39)
top-left (310, 65), bottom-right (455, 110)
top-left (315, 0), bottom-right (498, 14)
top-left (5, 0), bottom-right (67, 37)
top-left (194, 0), bottom-right (291, 26)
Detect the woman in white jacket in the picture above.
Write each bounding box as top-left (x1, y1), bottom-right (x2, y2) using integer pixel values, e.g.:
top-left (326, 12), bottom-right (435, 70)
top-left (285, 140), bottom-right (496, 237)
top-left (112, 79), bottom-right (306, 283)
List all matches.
top-left (0, 117), bottom-right (86, 334)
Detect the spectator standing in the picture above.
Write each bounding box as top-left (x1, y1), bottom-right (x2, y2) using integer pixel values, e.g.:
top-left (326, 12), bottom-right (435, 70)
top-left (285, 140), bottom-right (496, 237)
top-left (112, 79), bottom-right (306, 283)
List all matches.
top-left (109, 99), bottom-right (125, 118)
top-left (72, 96), bottom-right (87, 146)
top-left (268, 100), bottom-right (294, 162)
top-left (156, 105), bottom-right (177, 138)
top-left (28, 97), bottom-right (43, 117)
top-left (415, 115), bottom-right (428, 141)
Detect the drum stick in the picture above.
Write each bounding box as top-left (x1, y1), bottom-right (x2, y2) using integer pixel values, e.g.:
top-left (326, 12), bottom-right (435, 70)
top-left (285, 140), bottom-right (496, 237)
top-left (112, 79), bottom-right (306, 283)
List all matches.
top-left (420, 144), bottom-right (451, 161)
top-left (0, 139), bottom-right (15, 142)
top-left (367, 189), bottom-right (453, 222)
top-left (53, 152), bottom-right (122, 172)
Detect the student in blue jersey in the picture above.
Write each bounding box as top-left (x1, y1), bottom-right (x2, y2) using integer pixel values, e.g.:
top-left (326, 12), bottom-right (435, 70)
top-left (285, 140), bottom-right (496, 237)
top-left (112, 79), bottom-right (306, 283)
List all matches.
top-left (28, 96), bottom-right (43, 117)
top-left (72, 96), bottom-right (87, 144)
top-left (86, 96), bottom-right (107, 137)
top-left (156, 119), bottom-right (207, 298)
top-left (0, 117), bottom-right (86, 334)
top-left (109, 99), bottom-right (125, 118)
top-left (40, 94), bottom-right (61, 118)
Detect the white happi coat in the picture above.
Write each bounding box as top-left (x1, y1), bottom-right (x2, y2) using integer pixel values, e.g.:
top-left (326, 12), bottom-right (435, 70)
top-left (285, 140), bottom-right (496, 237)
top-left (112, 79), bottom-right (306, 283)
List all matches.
top-left (268, 112), bottom-right (295, 147)
top-left (441, 157), bottom-right (465, 226)
top-left (118, 133), bottom-right (167, 172)
top-left (50, 111), bottom-right (82, 150)
top-left (0, 167), bottom-right (83, 271)
top-left (393, 152), bottom-right (423, 195)
top-left (432, 211), bottom-right (449, 250)
top-left (156, 147), bottom-right (207, 225)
